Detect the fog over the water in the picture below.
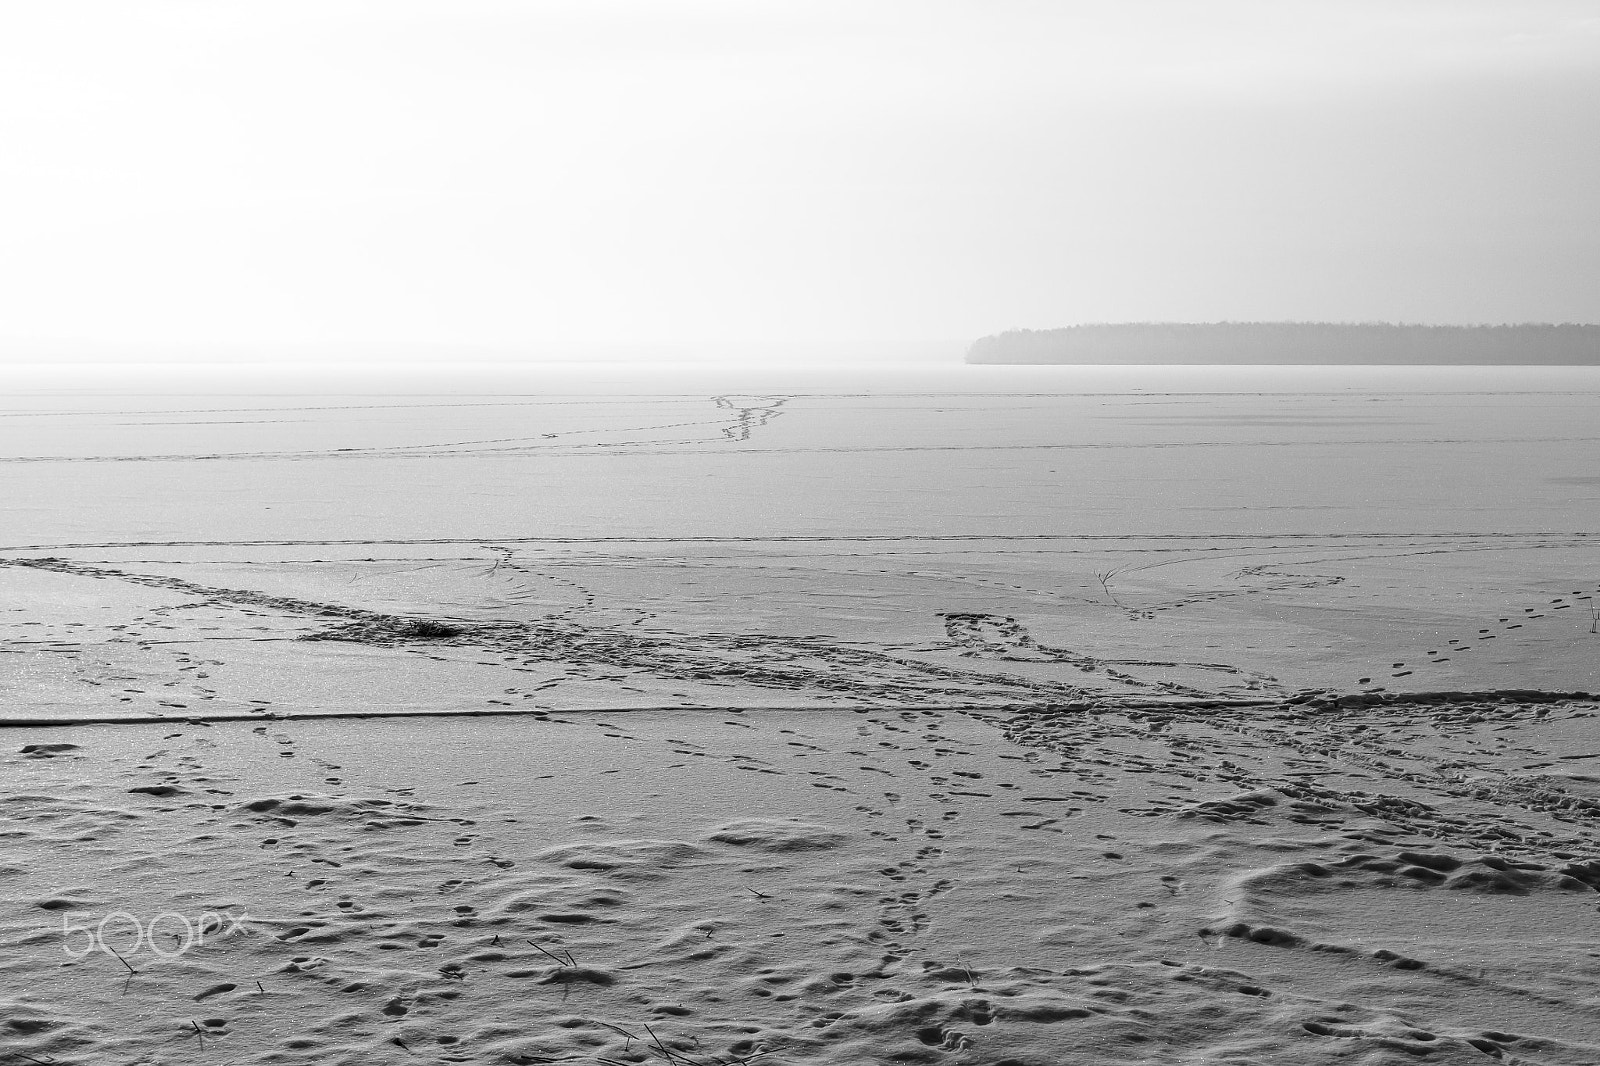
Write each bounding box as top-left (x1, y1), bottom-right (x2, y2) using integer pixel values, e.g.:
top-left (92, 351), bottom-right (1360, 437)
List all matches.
top-left (1, 1), bottom-right (1596, 366)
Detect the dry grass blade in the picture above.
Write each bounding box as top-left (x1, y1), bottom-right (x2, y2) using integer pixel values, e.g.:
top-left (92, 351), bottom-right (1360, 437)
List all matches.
top-left (640, 1022), bottom-right (726, 1066)
top-left (599, 1019), bottom-right (777, 1066)
top-left (527, 939), bottom-right (574, 967)
top-left (598, 1021), bottom-right (637, 1051)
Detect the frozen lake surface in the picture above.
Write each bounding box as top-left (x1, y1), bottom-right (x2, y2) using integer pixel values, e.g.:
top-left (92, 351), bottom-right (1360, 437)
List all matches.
top-left (4, 364), bottom-right (1600, 542)
top-left (5, 364), bottom-right (1600, 1065)
top-left (2, 364), bottom-right (1597, 719)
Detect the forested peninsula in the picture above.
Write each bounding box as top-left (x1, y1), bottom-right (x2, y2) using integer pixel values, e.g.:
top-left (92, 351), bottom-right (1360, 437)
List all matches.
top-left (966, 323), bottom-right (1600, 365)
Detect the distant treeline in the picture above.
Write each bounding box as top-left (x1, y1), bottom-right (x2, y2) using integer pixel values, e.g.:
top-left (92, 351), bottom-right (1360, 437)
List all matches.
top-left (966, 323), bottom-right (1600, 365)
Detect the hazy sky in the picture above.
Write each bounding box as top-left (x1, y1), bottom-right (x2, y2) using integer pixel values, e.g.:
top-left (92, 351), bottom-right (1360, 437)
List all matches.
top-left (1, 1), bottom-right (1596, 362)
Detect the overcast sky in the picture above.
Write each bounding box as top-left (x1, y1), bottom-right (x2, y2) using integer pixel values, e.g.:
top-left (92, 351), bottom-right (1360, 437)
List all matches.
top-left (1, 1), bottom-right (1596, 363)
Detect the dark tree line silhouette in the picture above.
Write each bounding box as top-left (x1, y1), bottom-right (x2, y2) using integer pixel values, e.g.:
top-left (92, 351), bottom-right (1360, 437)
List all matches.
top-left (967, 323), bottom-right (1600, 365)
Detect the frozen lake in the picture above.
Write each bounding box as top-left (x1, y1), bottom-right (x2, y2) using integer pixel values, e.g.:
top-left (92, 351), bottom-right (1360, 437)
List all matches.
top-left (6, 364), bottom-right (1600, 1066)
top-left (2, 364), bottom-right (1597, 720)
top-left (4, 363), bottom-right (1599, 544)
